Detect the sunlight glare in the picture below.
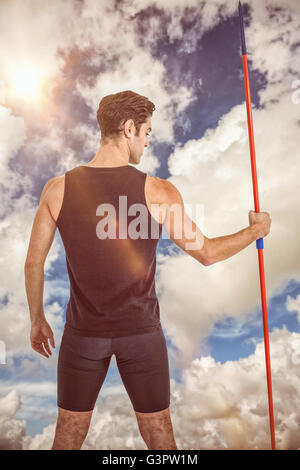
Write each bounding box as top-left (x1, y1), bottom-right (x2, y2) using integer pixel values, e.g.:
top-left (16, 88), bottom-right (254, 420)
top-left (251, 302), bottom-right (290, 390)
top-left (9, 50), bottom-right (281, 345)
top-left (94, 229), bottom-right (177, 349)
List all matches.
top-left (9, 64), bottom-right (43, 102)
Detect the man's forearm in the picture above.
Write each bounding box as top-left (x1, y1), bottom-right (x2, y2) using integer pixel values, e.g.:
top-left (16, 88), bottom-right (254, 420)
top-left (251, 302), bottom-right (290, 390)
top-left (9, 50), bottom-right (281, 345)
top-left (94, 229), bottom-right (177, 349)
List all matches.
top-left (24, 263), bottom-right (46, 323)
top-left (207, 224), bottom-right (260, 265)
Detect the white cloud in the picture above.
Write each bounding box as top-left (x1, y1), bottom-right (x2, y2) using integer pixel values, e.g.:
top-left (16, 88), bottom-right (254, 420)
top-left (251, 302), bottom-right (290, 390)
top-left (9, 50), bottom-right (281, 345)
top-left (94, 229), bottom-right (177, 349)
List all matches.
top-left (0, 0), bottom-right (73, 88)
top-left (286, 294), bottom-right (300, 324)
top-left (0, 390), bottom-right (27, 450)
top-left (0, 106), bottom-right (24, 171)
top-left (246, 0), bottom-right (300, 105)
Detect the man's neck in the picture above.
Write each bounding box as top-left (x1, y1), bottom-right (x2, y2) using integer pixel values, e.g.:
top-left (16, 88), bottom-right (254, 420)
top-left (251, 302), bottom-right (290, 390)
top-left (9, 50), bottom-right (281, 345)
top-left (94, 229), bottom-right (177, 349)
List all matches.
top-left (86, 143), bottom-right (130, 167)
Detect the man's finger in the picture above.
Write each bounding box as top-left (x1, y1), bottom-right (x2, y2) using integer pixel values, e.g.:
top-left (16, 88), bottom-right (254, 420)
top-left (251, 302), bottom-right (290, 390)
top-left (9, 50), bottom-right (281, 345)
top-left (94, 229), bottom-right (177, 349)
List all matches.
top-left (34, 348), bottom-right (49, 358)
top-left (42, 337), bottom-right (52, 356)
top-left (49, 334), bottom-right (55, 349)
top-left (31, 342), bottom-right (50, 358)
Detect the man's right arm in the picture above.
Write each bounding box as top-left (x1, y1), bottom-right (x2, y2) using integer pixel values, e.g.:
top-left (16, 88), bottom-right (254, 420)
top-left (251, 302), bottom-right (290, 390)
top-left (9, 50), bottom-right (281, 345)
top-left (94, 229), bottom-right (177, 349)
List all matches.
top-left (204, 223), bottom-right (263, 265)
top-left (159, 179), bottom-right (271, 266)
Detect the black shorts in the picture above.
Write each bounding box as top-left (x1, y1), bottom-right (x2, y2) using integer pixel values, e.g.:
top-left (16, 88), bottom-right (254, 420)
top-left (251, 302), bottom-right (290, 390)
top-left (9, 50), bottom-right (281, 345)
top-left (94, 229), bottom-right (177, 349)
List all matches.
top-left (57, 323), bottom-right (170, 413)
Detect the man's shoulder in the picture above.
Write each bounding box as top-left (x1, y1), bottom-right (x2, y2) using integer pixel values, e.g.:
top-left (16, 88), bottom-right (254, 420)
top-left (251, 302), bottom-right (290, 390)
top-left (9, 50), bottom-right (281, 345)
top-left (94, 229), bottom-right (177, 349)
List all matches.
top-left (46, 173), bottom-right (65, 191)
top-left (148, 175), bottom-right (169, 192)
top-left (147, 175), bottom-right (167, 204)
top-left (40, 173), bottom-right (65, 205)
top-left (148, 176), bottom-right (182, 205)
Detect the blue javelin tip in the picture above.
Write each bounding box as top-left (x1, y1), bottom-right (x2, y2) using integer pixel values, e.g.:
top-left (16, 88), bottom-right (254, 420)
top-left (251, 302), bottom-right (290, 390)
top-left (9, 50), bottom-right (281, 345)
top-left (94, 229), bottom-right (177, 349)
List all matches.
top-left (238, 1), bottom-right (247, 55)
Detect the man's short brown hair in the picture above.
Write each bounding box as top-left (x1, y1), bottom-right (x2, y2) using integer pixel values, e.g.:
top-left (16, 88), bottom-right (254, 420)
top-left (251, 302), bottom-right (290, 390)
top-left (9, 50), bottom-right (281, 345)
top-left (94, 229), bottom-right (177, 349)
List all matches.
top-left (97, 90), bottom-right (155, 143)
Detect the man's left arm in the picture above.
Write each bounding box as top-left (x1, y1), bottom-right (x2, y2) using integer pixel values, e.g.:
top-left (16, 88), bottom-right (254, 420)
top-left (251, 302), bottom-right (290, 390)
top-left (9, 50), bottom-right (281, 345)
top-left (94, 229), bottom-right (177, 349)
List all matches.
top-left (24, 178), bottom-right (58, 358)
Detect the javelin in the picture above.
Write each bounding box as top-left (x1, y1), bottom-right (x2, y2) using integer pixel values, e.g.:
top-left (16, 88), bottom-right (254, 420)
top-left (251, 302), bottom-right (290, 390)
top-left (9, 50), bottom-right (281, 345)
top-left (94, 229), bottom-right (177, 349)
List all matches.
top-left (238, 1), bottom-right (276, 450)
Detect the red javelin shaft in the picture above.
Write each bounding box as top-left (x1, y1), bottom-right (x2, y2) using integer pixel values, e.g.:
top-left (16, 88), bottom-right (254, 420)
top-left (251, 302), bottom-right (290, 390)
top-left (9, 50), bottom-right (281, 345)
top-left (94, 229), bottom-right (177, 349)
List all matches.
top-left (238, 1), bottom-right (276, 450)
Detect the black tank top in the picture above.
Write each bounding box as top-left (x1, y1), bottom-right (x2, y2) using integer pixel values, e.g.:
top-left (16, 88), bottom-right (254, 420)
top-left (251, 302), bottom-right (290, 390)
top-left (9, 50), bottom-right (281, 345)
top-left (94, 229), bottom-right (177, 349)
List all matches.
top-left (56, 165), bottom-right (163, 337)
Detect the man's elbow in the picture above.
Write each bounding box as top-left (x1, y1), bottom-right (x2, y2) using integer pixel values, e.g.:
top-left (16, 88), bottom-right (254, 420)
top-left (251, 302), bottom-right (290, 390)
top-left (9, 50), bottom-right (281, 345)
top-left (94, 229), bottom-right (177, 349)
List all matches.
top-left (24, 259), bottom-right (44, 270)
top-left (24, 260), bottom-right (31, 271)
top-left (24, 261), bottom-right (34, 272)
top-left (201, 254), bottom-right (213, 266)
top-left (199, 236), bottom-right (213, 267)
top-left (203, 257), bottom-right (212, 267)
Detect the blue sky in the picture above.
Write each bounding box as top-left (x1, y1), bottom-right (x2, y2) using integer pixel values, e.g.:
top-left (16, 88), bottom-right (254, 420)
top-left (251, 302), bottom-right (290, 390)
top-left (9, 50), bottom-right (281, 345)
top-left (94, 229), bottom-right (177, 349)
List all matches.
top-left (0, 0), bottom-right (300, 450)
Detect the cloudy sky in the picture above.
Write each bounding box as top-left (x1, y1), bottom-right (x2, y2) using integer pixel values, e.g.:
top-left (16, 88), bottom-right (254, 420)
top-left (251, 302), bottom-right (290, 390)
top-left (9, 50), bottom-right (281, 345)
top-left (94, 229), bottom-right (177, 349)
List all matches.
top-left (0, 0), bottom-right (300, 450)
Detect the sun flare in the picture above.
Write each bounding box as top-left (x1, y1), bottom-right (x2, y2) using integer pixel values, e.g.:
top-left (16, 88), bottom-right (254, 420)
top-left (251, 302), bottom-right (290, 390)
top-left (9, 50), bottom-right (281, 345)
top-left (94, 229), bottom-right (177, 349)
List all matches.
top-left (9, 64), bottom-right (44, 102)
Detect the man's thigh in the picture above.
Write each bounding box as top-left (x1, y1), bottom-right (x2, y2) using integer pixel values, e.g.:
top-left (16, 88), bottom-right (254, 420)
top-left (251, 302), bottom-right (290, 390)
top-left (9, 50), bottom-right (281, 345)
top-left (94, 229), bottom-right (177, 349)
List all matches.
top-left (57, 331), bottom-right (113, 412)
top-left (114, 325), bottom-right (170, 413)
